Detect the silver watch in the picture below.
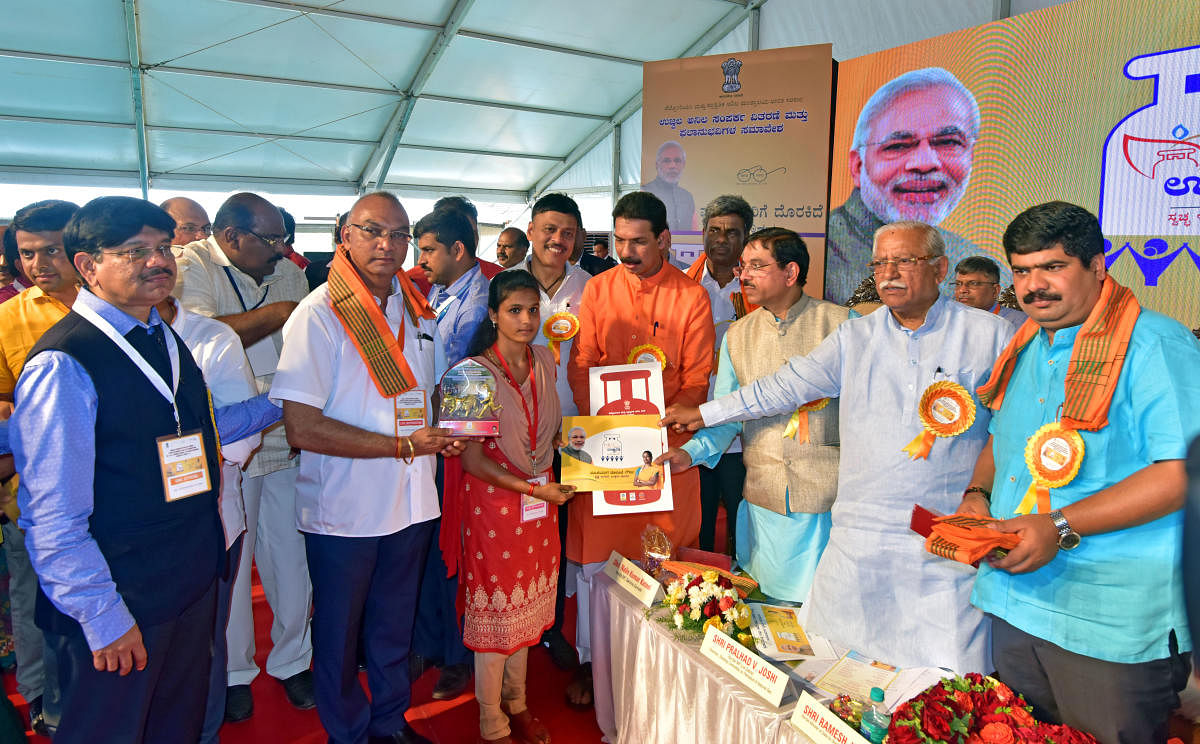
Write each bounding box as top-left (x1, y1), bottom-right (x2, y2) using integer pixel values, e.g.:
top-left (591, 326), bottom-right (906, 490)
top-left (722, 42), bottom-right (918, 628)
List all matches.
top-left (1049, 510), bottom-right (1080, 550)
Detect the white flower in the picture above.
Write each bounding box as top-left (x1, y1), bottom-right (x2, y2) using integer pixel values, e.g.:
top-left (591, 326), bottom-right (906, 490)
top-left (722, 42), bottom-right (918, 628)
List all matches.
top-left (689, 608), bottom-right (702, 622)
top-left (673, 613), bottom-right (684, 629)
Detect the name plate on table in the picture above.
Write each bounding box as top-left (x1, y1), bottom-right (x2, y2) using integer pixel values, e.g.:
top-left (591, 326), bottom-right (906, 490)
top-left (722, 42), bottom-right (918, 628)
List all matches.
top-left (699, 624), bottom-right (789, 708)
top-left (602, 551), bottom-right (662, 607)
top-left (790, 690), bottom-right (870, 744)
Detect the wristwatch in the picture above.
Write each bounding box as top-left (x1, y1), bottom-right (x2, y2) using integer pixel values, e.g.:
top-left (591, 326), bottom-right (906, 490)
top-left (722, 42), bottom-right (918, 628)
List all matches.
top-left (1049, 510), bottom-right (1080, 550)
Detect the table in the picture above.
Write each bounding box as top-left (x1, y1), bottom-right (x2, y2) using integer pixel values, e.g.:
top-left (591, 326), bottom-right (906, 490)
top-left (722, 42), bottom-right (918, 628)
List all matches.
top-left (590, 572), bottom-right (816, 744)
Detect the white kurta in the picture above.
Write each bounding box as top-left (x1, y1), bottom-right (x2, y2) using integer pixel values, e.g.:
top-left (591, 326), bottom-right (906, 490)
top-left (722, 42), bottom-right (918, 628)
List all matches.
top-left (700, 297), bottom-right (1014, 672)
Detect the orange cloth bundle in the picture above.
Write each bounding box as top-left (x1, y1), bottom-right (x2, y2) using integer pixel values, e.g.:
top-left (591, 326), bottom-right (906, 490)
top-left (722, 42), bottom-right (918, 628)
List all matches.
top-left (661, 560), bottom-right (759, 599)
top-left (924, 514), bottom-right (1021, 566)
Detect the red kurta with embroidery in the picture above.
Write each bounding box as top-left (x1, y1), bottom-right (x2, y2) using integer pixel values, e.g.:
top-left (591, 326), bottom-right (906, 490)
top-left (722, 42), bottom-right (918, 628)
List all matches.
top-left (459, 346), bottom-right (561, 654)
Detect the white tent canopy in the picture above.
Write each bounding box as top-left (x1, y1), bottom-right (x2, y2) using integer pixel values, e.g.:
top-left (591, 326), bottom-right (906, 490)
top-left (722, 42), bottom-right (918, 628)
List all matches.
top-left (0, 0), bottom-right (1069, 252)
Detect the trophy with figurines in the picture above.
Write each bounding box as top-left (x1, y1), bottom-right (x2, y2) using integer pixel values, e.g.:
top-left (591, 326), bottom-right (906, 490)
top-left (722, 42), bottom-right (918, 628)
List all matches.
top-left (437, 359), bottom-right (501, 436)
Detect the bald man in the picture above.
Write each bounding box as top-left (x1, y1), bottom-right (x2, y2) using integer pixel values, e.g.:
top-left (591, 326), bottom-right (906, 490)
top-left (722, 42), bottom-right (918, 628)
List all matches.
top-left (160, 197), bottom-right (212, 247)
top-left (174, 192), bottom-right (315, 722)
top-left (495, 227), bottom-right (529, 269)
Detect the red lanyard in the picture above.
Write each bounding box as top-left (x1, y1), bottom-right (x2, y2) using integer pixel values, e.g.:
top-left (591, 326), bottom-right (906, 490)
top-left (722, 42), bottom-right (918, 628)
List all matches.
top-left (492, 344), bottom-right (539, 459)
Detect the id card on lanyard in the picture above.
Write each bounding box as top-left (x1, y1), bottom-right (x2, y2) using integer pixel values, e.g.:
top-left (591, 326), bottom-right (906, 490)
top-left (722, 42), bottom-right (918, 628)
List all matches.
top-left (521, 476), bottom-right (548, 522)
top-left (74, 299), bottom-right (212, 503)
top-left (223, 266), bottom-right (279, 376)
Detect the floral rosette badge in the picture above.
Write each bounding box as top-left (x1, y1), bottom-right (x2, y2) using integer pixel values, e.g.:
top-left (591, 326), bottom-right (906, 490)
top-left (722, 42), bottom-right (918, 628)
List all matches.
top-left (1016, 422), bottom-right (1084, 515)
top-left (783, 398), bottom-right (829, 443)
top-left (627, 343), bottom-right (667, 369)
top-left (542, 311), bottom-right (579, 364)
top-left (662, 570), bottom-right (754, 649)
top-left (902, 381), bottom-right (976, 460)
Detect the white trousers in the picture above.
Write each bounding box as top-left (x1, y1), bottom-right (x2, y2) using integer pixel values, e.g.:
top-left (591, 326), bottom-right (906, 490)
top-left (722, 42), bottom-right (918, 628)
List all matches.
top-left (225, 465), bottom-right (313, 685)
top-left (570, 560), bottom-right (607, 665)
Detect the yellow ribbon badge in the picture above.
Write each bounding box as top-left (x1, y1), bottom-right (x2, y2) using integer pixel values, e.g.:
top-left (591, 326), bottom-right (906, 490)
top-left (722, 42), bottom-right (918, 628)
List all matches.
top-left (627, 343), bottom-right (667, 369)
top-left (902, 381), bottom-right (976, 460)
top-left (783, 398), bottom-right (830, 443)
top-left (1016, 422), bottom-right (1084, 515)
top-left (542, 311), bottom-right (579, 364)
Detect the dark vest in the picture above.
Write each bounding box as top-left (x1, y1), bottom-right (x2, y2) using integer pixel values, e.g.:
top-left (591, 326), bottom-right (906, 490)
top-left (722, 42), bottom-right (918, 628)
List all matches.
top-left (30, 310), bottom-right (223, 636)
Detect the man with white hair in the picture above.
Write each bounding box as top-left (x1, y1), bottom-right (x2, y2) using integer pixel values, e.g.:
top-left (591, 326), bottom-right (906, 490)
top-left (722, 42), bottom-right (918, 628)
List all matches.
top-left (642, 141), bottom-right (698, 233)
top-left (663, 220), bottom-right (1013, 672)
top-left (825, 67), bottom-right (1002, 304)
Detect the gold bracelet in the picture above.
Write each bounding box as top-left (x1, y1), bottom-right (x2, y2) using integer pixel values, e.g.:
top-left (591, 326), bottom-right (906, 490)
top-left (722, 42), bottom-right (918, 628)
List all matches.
top-left (402, 436), bottom-right (415, 464)
top-left (394, 436), bottom-right (402, 461)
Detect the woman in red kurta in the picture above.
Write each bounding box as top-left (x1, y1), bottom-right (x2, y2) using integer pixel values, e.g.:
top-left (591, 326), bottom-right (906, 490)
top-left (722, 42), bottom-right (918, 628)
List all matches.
top-left (451, 270), bottom-right (575, 744)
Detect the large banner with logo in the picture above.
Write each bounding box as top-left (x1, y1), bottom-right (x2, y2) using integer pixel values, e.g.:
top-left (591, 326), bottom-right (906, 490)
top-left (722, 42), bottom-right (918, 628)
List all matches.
top-left (825, 0), bottom-right (1199, 325)
top-left (642, 44), bottom-right (833, 299)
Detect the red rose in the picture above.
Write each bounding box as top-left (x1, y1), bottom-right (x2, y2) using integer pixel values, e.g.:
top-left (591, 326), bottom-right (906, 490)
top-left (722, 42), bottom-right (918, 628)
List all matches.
top-left (1008, 706), bottom-right (1035, 727)
top-left (1048, 725), bottom-right (1100, 744)
top-left (921, 703), bottom-right (952, 740)
top-left (716, 575), bottom-right (733, 589)
top-left (887, 722), bottom-right (923, 744)
top-left (678, 604), bottom-right (690, 615)
top-left (702, 599), bottom-right (718, 617)
top-left (979, 722), bottom-right (1016, 744)
top-left (981, 713), bottom-right (1009, 725)
top-left (686, 576), bottom-right (702, 591)
top-left (993, 682), bottom-right (1015, 705)
top-left (953, 689), bottom-right (974, 713)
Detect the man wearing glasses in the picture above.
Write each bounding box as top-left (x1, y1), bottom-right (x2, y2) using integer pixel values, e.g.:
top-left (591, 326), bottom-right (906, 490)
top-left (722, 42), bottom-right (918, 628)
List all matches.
top-left (160, 197), bottom-right (213, 249)
top-left (174, 192), bottom-right (315, 722)
top-left (825, 67), bottom-right (1003, 304)
top-left (663, 221), bottom-right (1013, 673)
top-left (11, 196), bottom-right (281, 743)
top-left (661, 227), bottom-right (850, 602)
top-left (952, 255), bottom-right (1027, 327)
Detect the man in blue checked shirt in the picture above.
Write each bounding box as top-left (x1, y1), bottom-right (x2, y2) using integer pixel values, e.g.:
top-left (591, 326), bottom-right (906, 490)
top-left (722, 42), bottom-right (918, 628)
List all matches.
top-left (11, 196), bottom-right (280, 744)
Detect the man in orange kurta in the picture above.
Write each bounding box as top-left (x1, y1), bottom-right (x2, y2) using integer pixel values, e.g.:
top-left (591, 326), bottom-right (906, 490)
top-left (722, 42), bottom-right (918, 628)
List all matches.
top-left (564, 191), bottom-right (713, 700)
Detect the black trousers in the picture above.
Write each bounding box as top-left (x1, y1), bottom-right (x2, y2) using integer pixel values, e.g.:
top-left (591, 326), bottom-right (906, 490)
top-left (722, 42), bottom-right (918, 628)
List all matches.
top-left (698, 452), bottom-right (745, 553)
top-left (50, 580), bottom-right (218, 744)
top-left (991, 615), bottom-right (1191, 744)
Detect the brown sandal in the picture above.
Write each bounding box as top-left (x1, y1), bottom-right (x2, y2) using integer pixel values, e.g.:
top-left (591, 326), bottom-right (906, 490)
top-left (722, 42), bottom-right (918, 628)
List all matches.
top-left (507, 708), bottom-right (551, 744)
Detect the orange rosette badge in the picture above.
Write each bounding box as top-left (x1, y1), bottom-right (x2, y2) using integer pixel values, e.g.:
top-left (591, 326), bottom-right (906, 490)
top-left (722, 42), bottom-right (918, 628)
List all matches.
top-left (902, 381), bottom-right (976, 460)
top-left (1017, 422), bottom-right (1084, 515)
top-left (783, 398), bottom-right (830, 443)
top-left (542, 311), bottom-right (579, 364)
top-left (627, 343), bottom-right (667, 369)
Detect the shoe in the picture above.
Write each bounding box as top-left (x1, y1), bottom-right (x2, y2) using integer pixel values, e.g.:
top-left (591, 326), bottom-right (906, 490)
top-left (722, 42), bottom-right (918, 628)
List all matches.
top-left (431, 663), bottom-right (471, 700)
top-left (280, 669), bottom-right (316, 710)
top-left (369, 726), bottom-right (434, 744)
top-left (27, 695), bottom-right (48, 737)
top-left (408, 652), bottom-right (434, 680)
top-left (540, 628), bottom-right (578, 671)
top-left (224, 684), bottom-right (253, 722)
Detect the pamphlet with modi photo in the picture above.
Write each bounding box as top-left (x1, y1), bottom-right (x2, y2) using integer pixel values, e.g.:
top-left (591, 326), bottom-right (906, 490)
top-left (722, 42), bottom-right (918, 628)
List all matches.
top-left (559, 414), bottom-right (674, 516)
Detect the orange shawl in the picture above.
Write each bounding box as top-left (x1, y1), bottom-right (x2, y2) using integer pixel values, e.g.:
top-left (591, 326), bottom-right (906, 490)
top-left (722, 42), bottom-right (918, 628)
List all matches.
top-left (976, 278), bottom-right (1139, 431)
top-left (326, 249), bottom-right (436, 397)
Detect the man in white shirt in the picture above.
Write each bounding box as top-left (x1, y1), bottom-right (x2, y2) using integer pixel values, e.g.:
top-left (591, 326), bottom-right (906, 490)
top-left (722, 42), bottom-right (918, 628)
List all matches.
top-left (157, 296), bottom-right (261, 744)
top-left (272, 191), bottom-right (463, 744)
top-left (173, 192), bottom-right (314, 718)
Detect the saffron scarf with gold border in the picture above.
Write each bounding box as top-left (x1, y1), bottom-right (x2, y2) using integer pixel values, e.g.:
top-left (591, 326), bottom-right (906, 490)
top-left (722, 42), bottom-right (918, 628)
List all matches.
top-left (976, 277), bottom-right (1140, 431)
top-left (327, 249), bottom-right (436, 397)
top-left (686, 253), bottom-right (758, 319)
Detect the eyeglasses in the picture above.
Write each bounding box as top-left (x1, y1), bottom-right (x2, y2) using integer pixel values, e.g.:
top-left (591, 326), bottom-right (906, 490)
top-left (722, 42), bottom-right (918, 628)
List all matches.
top-left (242, 229), bottom-right (288, 249)
top-left (950, 280), bottom-right (998, 290)
top-left (739, 261), bottom-right (782, 276)
top-left (867, 255), bottom-right (940, 273)
top-left (99, 245), bottom-right (174, 263)
top-left (866, 133), bottom-right (973, 161)
top-left (178, 223), bottom-right (212, 237)
top-left (349, 222), bottom-right (412, 243)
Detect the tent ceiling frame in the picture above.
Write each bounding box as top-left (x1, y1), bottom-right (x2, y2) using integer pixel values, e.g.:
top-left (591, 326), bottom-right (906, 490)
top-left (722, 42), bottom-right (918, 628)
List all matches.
top-left (123, 0), bottom-right (150, 197)
top-left (530, 0), bottom-right (770, 199)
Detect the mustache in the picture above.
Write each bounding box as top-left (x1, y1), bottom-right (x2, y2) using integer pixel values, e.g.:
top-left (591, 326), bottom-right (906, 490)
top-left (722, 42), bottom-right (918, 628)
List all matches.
top-left (620, 256), bottom-right (641, 265)
top-left (141, 268), bottom-right (174, 280)
top-left (878, 280), bottom-right (908, 291)
top-left (1022, 290), bottom-right (1062, 304)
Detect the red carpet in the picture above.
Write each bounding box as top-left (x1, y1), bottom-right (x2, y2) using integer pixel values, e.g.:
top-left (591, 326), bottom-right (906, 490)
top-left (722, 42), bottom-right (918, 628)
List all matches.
top-left (3, 508), bottom-right (728, 742)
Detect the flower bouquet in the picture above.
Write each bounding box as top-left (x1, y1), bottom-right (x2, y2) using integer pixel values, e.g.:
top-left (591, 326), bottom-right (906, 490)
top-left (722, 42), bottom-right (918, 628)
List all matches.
top-left (887, 673), bottom-right (1099, 744)
top-left (661, 570), bottom-right (754, 648)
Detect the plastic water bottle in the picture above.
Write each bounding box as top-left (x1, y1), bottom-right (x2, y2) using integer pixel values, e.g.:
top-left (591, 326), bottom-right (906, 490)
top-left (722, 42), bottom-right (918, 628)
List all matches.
top-left (859, 687), bottom-right (891, 743)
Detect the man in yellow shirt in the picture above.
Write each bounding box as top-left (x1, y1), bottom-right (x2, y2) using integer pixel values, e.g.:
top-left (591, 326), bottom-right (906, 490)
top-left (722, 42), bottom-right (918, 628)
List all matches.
top-left (0, 199), bottom-right (80, 737)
